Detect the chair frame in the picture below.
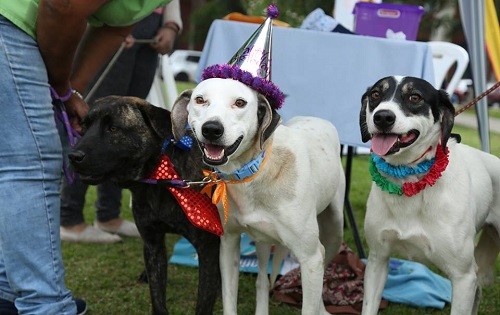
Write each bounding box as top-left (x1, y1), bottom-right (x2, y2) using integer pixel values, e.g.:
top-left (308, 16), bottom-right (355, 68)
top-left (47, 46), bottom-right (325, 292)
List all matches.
top-left (428, 41), bottom-right (470, 96)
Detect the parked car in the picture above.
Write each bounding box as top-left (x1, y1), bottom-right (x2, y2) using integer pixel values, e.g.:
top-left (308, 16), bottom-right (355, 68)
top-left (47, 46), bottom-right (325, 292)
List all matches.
top-left (169, 50), bottom-right (202, 82)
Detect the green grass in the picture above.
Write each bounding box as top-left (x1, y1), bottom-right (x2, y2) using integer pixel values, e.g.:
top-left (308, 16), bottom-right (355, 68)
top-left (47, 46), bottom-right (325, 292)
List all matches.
top-left (175, 81), bottom-right (196, 93)
top-left (461, 105), bottom-right (500, 120)
top-left (62, 100), bottom-right (500, 314)
top-left (488, 107), bottom-right (500, 120)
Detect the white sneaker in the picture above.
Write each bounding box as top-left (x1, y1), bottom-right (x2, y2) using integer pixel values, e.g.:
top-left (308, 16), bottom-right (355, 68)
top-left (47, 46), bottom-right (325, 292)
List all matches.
top-left (60, 225), bottom-right (122, 243)
top-left (94, 219), bottom-right (140, 237)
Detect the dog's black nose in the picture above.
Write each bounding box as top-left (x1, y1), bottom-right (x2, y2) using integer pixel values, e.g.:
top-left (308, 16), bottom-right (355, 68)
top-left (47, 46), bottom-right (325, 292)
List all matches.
top-left (201, 121), bottom-right (224, 141)
top-left (68, 150), bottom-right (86, 164)
top-left (373, 110), bottom-right (396, 129)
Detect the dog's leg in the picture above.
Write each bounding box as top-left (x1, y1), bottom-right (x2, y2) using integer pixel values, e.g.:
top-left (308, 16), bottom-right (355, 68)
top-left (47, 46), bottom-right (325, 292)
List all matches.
top-left (291, 238), bottom-right (329, 315)
top-left (361, 251), bottom-right (389, 315)
top-left (186, 230), bottom-right (221, 315)
top-left (255, 242), bottom-right (271, 315)
top-left (220, 232), bottom-right (241, 315)
top-left (441, 237), bottom-right (479, 315)
top-left (270, 244), bottom-right (288, 285)
top-left (449, 269), bottom-right (479, 315)
top-left (317, 203), bottom-right (343, 266)
top-left (475, 225), bottom-right (500, 287)
top-left (141, 232), bottom-right (168, 315)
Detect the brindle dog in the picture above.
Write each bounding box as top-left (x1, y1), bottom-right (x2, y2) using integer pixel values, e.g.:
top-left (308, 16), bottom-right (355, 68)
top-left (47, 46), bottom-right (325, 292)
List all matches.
top-left (68, 96), bottom-right (220, 315)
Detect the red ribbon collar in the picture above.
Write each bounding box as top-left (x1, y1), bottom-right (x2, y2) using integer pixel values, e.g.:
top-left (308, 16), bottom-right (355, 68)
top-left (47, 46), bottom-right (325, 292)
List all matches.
top-left (148, 155), bottom-right (223, 236)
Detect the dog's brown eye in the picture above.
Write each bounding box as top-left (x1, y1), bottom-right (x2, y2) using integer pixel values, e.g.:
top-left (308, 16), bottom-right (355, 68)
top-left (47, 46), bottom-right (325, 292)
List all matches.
top-left (109, 126), bottom-right (117, 132)
top-left (234, 99), bottom-right (247, 108)
top-left (409, 94), bottom-right (421, 103)
top-left (194, 96), bottom-right (205, 105)
top-left (371, 91), bottom-right (380, 99)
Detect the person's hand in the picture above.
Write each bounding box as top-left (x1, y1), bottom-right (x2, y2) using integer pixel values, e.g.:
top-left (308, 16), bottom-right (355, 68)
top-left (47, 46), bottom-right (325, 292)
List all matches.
top-left (124, 34), bottom-right (135, 49)
top-left (151, 25), bottom-right (177, 55)
top-left (64, 92), bottom-right (89, 134)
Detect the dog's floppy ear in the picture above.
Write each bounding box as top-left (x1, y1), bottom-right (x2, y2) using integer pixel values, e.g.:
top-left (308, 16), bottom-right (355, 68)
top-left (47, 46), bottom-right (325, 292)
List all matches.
top-left (136, 99), bottom-right (171, 138)
top-left (438, 89), bottom-right (455, 152)
top-left (171, 89), bottom-right (193, 140)
top-left (360, 90), bottom-right (371, 143)
top-left (257, 94), bottom-right (281, 150)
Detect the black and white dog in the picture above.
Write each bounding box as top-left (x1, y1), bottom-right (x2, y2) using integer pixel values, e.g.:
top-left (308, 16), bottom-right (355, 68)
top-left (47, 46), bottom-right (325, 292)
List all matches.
top-left (359, 76), bottom-right (500, 315)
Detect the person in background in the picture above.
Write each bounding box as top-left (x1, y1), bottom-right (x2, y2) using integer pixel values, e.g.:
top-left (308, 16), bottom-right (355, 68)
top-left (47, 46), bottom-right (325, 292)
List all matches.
top-left (60, 0), bottom-right (182, 244)
top-left (0, 0), bottom-right (170, 314)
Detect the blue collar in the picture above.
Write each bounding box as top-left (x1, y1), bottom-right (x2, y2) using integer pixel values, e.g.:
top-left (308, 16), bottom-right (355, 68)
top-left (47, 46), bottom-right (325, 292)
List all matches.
top-left (371, 153), bottom-right (435, 179)
top-left (161, 135), bottom-right (193, 153)
top-left (215, 149), bottom-right (267, 181)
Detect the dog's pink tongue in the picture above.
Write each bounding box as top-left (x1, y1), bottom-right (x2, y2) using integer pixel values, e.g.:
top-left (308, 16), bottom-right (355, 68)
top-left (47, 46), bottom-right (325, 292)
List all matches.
top-left (204, 144), bottom-right (224, 160)
top-left (371, 134), bottom-right (398, 156)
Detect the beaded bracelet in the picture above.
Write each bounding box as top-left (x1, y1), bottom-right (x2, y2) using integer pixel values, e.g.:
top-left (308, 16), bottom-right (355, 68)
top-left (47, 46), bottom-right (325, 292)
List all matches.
top-left (72, 89), bottom-right (83, 100)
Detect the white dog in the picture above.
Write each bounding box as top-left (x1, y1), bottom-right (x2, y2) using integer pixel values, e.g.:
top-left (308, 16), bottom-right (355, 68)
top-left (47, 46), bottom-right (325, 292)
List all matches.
top-left (359, 76), bottom-right (500, 315)
top-left (171, 78), bottom-right (345, 315)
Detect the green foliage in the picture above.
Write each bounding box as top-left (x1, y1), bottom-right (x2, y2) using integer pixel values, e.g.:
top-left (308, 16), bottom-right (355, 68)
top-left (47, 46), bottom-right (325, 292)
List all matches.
top-left (383, 0), bottom-right (460, 41)
top-left (188, 1), bottom-right (245, 50)
top-left (242, 0), bottom-right (333, 27)
top-left (188, 0), bottom-right (464, 44)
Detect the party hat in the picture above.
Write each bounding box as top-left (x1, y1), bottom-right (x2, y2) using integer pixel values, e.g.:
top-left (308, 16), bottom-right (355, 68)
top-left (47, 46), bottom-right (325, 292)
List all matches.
top-left (201, 4), bottom-right (284, 109)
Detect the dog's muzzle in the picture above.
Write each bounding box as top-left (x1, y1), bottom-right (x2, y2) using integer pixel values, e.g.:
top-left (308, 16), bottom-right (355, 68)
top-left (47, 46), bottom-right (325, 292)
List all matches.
top-left (370, 110), bottom-right (420, 156)
top-left (197, 120), bottom-right (244, 166)
top-left (373, 110), bottom-right (396, 131)
top-left (68, 150), bottom-right (86, 164)
top-left (202, 121), bottom-right (224, 141)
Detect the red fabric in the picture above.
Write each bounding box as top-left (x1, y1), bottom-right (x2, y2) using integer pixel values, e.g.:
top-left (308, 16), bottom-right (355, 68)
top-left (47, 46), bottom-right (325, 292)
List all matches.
top-left (149, 155), bottom-right (223, 236)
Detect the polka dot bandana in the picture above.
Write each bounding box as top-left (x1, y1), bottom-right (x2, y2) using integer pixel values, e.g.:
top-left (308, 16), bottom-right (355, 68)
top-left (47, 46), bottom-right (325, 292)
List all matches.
top-left (149, 155), bottom-right (223, 236)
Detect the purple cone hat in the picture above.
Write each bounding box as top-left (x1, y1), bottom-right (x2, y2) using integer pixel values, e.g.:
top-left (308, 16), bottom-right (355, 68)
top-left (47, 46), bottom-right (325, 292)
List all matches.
top-left (201, 4), bottom-right (285, 109)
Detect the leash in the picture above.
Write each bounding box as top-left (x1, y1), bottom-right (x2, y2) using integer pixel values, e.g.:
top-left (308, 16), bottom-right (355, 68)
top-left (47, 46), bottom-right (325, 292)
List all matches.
top-left (141, 135), bottom-right (224, 236)
top-left (85, 39), bottom-right (158, 102)
top-left (200, 144), bottom-right (274, 224)
top-left (141, 136), bottom-right (197, 187)
top-left (54, 38), bottom-right (158, 183)
top-left (139, 135), bottom-right (221, 188)
top-left (454, 81), bottom-right (500, 117)
top-left (52, 96), bottom-right (82, 184)
top-left (144, 142), bottom-right (273, 225)
top-left (140, 172), bottom-right (220, 188)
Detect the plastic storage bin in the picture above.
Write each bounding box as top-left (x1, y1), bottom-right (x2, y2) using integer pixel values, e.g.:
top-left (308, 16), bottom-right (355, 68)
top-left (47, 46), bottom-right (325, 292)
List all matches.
top-left (353, 2), bottom-right (425, 40)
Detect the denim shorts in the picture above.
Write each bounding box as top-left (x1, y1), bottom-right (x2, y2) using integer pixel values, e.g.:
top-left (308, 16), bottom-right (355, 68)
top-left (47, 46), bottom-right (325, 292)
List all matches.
top-left (0, 15), bottom-right (76, 314)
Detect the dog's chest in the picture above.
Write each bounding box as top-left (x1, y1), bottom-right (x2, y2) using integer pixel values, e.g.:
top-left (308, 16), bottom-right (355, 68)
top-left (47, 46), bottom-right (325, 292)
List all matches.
top-left (236, 211), bottom-right (283, 244)
top-left (367, 193), bottom-right (448, 262)
top-left (382, 227), bottom-right (432, 262)
top-left (227, 185), bottom-right (284, 244)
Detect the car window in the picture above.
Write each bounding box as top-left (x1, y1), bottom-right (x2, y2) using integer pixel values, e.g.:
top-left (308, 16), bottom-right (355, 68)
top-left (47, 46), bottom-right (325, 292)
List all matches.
top-left (186, 55), bottom-right (201, 63)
